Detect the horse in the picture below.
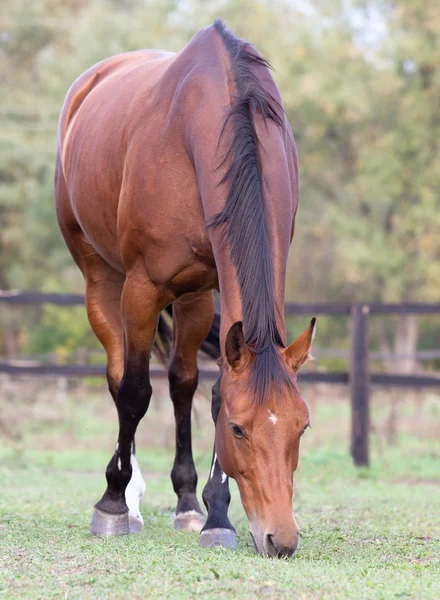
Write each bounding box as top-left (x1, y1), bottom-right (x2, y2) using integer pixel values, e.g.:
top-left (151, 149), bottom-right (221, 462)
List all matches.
top-left (56, 20), bottom-right (315, 558)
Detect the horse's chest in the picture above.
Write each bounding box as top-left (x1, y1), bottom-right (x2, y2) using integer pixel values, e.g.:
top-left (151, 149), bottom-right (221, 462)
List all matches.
top-left (140, 232), bottom-right (218, 295)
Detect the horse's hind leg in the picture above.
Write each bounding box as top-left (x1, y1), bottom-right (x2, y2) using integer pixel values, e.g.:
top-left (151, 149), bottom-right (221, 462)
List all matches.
top-left (83, 258), bottom-right (125, 401)
top-left (168, 292), bottom-right (215, 532)
top-left (56, 171), bottom-right (146, 534)
top-left (91, 270), bottom-right (169, 535)
top-left (83, 260), bottom-right (146, 534)
top-left (62, 242), bottom-right (145, 531)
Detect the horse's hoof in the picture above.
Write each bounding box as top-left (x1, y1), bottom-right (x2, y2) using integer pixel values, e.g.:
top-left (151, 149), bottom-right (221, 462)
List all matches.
top-left (174, 510), bottom-right (206, 532)
top-left (128, 513), bottom-right (144, 534)
top-left (200, 528), bottom-right (237, 549)
top-left (90, 508), bottom-right (130, 536)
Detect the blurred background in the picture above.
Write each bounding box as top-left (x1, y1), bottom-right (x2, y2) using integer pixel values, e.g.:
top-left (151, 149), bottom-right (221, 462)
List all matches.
top-left (0, 0), bottom-right (439, 464)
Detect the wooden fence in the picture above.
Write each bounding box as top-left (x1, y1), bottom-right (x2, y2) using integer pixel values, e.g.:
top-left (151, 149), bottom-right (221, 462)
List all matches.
top-left (1, 290), bottom-right (440, 467)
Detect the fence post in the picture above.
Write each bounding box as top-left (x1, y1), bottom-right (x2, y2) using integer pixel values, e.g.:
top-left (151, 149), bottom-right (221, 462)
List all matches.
top-left (350, 303), bottom-right (370, 467)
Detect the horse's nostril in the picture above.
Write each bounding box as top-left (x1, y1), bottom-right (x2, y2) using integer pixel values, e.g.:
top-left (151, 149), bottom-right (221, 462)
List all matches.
top-left (264, 532), bottom-right (298, 558)
top-left (264, 533), bottom-right (278, 557)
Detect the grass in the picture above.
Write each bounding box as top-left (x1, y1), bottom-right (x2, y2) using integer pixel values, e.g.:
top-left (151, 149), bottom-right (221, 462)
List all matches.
top-left (1, 382), bottom-right (439, 598)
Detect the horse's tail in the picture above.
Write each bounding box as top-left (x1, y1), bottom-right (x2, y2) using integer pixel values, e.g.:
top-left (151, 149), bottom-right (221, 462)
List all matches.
top-left (153, 305), bottom-right (221, 365)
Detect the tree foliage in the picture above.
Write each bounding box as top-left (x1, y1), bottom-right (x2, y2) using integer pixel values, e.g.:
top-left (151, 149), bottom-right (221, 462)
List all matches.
top-left (0, 0), bottom-right (438, 356)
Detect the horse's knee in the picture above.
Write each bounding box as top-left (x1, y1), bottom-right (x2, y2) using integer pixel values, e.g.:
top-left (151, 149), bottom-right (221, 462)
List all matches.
top-left (117, 375), bottom-right (152, 424)
top-left (169, 364), bottom-right (198, 399)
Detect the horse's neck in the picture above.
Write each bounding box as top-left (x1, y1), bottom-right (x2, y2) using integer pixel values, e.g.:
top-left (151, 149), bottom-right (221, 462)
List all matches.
top-left (189, 85), bottom-right (294, 356)
top-left (212, 232), bottom-right (288, 354)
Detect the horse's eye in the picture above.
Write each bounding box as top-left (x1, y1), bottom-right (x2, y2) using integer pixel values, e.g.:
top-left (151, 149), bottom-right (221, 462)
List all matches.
top-left (231, 424), bottom-right (245, 439)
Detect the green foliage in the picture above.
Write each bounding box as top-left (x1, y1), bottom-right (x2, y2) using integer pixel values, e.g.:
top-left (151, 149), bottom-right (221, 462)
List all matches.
top-left (1, 0), bottom-right (439, 356)
top-left (24, 305), bottom-right (99, 356)
top-left (281, 1), bottom-right (440, 305)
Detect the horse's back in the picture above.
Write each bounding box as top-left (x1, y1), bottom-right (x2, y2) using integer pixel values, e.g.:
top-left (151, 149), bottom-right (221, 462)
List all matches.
top-left (58, 50), bottom-right (174, 147)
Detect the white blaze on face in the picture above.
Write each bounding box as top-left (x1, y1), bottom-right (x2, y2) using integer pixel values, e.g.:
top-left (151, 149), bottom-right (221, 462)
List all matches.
top-left (268, 410), bottom-right (278, 425)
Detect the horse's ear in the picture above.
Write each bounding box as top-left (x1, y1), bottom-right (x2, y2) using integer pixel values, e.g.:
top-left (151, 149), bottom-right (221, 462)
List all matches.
top-left (283, 318), bottom-right (316, 373)
top-left (225, 321), bottom-right (250, 371)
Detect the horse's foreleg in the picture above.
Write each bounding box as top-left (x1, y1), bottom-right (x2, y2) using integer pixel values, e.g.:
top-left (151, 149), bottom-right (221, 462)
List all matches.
top-left (90, 273), bottom-right (166, 536)
top-left (168, 292), bottom-right (214, 531)
top-left (200, 374), bottom-right (237, 549)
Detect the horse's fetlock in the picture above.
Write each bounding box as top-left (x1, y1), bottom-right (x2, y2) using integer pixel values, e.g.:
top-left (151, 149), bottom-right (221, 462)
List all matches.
top-left (172, 460), bottom-right (198, 494)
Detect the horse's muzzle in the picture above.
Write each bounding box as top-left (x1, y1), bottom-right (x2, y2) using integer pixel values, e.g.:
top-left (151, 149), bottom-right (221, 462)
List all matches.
top-left (250, 527), bottom-right (300, 558)
top-left (263, 531), bottom-right (300, 558)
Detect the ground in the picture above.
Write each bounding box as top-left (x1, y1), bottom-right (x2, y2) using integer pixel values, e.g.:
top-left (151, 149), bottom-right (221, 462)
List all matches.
top-left (0, 379), bottom-right (439, 599)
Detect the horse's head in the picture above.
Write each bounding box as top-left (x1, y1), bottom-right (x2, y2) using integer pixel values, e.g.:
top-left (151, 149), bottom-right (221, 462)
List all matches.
top-left (215, 318), bottom-right (315, 558)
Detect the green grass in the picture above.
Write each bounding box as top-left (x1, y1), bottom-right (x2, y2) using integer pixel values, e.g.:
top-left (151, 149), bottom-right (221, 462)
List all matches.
top-left (1, 387), bottom-right (439, 598)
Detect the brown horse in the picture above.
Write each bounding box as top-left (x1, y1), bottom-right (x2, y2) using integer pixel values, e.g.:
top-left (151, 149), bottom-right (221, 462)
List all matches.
top-left (56, 20), bottom-right (315, 558)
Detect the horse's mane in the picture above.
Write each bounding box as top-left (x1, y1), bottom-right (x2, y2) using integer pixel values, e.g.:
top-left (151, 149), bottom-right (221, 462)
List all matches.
top-left (208, 20), bottom-right (293, 403)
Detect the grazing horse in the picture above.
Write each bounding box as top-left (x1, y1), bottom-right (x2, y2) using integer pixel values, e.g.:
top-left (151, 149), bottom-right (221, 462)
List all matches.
top-left (56, 20), bottom-right (315, 558)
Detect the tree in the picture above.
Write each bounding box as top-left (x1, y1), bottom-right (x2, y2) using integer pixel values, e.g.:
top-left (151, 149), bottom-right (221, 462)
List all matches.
top-left (1, 0), bottom-right (438, 360)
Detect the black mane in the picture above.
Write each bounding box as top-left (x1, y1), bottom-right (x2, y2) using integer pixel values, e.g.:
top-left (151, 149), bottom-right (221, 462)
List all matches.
top-left (209, 20), bottom-right (293, 403)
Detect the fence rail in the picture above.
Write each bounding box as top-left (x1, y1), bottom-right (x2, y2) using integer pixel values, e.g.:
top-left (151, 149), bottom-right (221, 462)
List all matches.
top-left (1, 362), bottom-right (439, 388)
top-left (0, 290), bottom-right (85, 305)
top-left (1, 290), bottom-right (440, 467)
top-left (3, 291), bottom-right (440, 314)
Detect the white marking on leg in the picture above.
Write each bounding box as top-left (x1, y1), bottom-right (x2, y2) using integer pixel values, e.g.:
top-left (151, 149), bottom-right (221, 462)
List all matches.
top-left (125, 454), bottom-right (146, 525)
top-left (268, 410), bottom-right (278, 425)
top-left (210, 453), bottom-right (217, 479)
top-left (211, 452), bottom-right (227, 483)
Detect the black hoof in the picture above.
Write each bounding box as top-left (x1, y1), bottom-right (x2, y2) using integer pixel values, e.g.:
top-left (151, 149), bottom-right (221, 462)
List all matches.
top-left (200, 528), bottom-right (237, 549)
